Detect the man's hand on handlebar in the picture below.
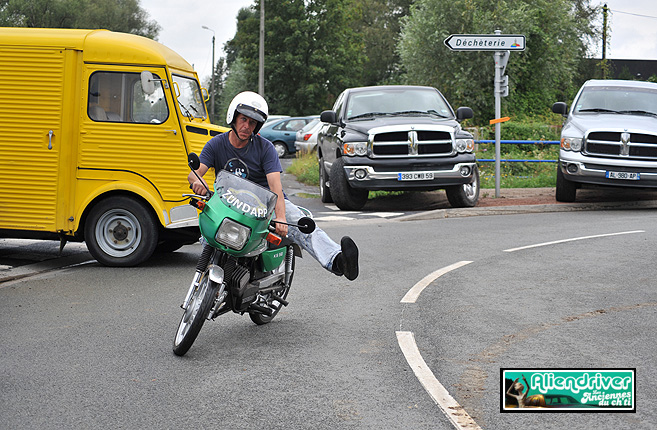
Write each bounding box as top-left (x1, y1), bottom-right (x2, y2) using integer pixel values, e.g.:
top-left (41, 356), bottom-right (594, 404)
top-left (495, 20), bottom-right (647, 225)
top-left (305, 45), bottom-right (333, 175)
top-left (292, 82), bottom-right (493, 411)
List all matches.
top-left (273, 216), bottom-right (288, 237)
top-left (190, 180), bottom-right (209, 196)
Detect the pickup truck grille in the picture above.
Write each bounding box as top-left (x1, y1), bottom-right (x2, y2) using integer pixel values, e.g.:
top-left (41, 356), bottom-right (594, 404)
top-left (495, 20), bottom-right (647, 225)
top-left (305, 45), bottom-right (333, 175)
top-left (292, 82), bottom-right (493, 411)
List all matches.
top-left (370, 129), bottom-right (453, 158)
top-left (586, 131), bottom-right (657, 159)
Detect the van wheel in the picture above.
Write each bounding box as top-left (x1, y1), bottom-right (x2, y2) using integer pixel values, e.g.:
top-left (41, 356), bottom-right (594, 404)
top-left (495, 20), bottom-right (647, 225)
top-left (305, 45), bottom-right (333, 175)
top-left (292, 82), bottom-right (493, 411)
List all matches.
top-left (446, 166), bottom-right (480, 208)
top-left (330, 158), bottom-right (368, 210)
top-left (319, 156), bottom-right (333, 203)
top-left (556, 166), bottom-right (577, 202)
top-left (85, 196), bottom-right (158, 266)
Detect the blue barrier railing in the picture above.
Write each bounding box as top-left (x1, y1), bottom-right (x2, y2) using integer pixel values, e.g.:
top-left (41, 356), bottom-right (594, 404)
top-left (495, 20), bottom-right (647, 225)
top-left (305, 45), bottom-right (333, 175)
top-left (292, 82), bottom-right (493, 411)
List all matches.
top-left (475, 140), bottom-right (560, 163)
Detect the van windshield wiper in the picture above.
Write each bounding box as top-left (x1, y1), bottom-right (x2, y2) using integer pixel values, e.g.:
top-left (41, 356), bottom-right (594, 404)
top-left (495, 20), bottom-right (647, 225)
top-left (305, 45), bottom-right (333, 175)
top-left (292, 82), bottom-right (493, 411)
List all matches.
top-left (178, 100), bottom-right (193, 120)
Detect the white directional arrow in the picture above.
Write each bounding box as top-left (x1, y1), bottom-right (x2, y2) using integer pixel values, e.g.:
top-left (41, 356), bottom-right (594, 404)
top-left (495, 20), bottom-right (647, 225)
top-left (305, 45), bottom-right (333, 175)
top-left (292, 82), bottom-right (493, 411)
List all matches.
top-left (444, 34), bottom-right (525, 51)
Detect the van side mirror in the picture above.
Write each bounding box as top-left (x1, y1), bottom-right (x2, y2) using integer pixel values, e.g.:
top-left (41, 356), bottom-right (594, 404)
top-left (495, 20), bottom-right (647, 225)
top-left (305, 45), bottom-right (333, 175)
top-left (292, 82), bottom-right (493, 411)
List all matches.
top-left (552, 102), bottom-right (568, 116)
top-left (320, 110), bottom-right (337, 124)
top-left (455, 107), bottom-right (474, 122)
top-left (141, 71), bottom-right (156, 95)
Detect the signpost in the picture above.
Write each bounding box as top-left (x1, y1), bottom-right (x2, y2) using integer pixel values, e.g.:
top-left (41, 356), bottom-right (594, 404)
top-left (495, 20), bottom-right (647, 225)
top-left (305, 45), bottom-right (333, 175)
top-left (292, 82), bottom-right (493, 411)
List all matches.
top-left (444, 31), bottom-right (525, 197)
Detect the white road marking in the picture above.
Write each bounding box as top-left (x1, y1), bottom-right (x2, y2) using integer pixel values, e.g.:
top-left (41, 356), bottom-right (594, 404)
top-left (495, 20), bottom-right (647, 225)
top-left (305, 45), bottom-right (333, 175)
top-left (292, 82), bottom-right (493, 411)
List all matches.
top-left (503, 230), bottom-right (645, 253)
top-left (396, 331), bottom-right (482, 430)
top-left (366, 212), bottom-right (405, 218)
top-left (313, 216), bottom-right (356, 222)
top-left (401, 261), bottom-right (472, 304)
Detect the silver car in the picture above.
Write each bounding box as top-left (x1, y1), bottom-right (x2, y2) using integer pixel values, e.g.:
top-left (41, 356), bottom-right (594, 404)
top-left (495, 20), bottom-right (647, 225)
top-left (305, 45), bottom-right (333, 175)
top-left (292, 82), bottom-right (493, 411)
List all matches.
top-left (294, 118), bottom-right (322, 153)
top-left (552, 79), bottom-right (657, 202)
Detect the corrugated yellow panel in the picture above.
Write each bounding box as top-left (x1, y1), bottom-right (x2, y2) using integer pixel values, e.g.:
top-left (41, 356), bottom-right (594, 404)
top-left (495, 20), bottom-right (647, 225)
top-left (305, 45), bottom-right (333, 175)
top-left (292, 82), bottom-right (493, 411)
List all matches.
top-left (78, 122), bottom-right (191, 200)
top-left (0, 48), bottom-right (64, 231)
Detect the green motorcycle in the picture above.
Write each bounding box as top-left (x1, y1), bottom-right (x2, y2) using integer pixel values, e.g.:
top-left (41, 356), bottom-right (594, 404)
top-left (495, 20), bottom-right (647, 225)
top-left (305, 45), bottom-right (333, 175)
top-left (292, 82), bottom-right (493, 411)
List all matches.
top-left (173, 154), bottom-right (315, 356)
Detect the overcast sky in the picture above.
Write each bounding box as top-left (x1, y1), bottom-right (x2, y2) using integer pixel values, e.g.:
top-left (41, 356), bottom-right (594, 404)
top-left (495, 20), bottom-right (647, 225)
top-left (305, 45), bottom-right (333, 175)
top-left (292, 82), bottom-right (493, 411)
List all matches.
top-left (139, 0), bottom-right (657, 83)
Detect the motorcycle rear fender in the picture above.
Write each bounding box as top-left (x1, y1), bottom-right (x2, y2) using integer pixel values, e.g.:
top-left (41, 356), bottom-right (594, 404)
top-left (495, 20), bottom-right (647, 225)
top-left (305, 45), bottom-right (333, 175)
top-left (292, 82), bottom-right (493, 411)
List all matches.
top-left (208, 264), bottom-right (224, 285)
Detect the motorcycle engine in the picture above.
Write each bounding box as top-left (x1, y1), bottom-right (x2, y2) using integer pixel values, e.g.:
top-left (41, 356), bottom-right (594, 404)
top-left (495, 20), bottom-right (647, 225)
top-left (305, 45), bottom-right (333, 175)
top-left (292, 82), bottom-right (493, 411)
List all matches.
top-left (224, 260), bottom-right (257, 312)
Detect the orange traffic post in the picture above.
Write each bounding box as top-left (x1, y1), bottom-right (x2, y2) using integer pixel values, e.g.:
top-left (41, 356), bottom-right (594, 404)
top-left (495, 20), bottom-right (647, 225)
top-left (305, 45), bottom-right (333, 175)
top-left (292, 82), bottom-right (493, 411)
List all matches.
top-left (489, 116), bottom-right (510, 125)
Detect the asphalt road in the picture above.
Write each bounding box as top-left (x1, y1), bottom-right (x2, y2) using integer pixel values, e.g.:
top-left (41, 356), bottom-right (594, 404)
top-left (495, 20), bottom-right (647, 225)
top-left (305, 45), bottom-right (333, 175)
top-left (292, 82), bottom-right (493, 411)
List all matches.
top-left (2, 204), bottom-right (657, 429)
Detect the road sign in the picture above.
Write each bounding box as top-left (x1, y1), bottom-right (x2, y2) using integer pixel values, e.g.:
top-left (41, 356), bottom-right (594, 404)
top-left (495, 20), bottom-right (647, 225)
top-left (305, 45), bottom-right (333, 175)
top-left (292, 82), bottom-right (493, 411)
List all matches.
top-left (444, 34), bottom-right (525, 51)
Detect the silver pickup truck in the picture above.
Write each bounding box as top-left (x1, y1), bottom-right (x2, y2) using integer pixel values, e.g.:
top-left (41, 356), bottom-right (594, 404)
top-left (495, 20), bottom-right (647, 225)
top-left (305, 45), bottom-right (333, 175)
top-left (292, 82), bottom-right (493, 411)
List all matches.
top-left (552, 79), bottom-right (657, 202)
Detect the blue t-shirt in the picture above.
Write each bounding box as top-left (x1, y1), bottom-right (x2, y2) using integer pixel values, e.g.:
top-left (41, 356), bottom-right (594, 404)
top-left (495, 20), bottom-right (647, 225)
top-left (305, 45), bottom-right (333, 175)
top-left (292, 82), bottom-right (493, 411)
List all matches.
top-left (199, 132), bottom-right (282, 189)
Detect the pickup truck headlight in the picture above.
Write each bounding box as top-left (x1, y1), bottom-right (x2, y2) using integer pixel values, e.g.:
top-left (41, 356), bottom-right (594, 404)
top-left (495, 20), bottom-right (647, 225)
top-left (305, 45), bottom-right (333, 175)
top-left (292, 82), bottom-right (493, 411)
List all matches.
top-left (215, 218), bottom-right (251, 250)
top-left (561, 137), bottom-right (583, 151)
top-left (455, 138), bottom-right (475, 153)
top-left (343, 142), bottom-right (368, 156)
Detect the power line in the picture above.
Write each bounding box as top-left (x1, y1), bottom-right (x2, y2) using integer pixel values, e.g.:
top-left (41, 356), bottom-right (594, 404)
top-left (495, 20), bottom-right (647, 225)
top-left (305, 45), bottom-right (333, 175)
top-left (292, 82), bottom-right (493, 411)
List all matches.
top-left (612, 9), bottom-right (657, 20)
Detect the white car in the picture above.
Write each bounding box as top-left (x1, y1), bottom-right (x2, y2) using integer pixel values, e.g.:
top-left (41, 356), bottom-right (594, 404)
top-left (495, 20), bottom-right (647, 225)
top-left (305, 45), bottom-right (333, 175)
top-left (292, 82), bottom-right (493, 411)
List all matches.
top-left (294, 118), bottom-right (322, 153)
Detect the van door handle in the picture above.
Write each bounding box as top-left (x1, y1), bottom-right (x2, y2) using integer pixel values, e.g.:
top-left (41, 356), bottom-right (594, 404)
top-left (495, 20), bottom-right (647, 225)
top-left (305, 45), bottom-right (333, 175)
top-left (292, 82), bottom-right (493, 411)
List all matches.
top-left (48, 130), bottom-right (54, 150)
top-left (165, 130), bottom-right (177, 135)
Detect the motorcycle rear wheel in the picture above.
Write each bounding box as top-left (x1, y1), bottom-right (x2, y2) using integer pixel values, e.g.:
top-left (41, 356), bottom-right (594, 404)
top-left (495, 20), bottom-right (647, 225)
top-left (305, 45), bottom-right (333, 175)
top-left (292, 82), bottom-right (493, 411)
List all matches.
top-left (173, 270), bottom-right (219, 356)
top-left (250, 246), bottom-right (295, 325)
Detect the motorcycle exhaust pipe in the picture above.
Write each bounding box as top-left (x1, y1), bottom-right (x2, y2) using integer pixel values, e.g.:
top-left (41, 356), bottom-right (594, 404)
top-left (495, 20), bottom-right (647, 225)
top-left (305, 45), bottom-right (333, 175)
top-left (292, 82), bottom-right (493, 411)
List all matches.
top-left (248, 303), bottom-right (274, 316)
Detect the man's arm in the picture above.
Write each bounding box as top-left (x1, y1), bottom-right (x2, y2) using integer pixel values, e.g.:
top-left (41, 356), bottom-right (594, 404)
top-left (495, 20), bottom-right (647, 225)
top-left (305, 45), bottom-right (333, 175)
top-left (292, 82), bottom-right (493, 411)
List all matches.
top-left (188, 163), bottom-right (210, 195)
top-left (266, 171), bottom-right (287, 237)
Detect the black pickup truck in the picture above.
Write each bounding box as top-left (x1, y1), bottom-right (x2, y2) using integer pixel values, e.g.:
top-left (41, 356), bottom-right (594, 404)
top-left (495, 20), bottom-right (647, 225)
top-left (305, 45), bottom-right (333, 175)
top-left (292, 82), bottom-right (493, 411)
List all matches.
top-left (317, 85), bottom-right (478, 210)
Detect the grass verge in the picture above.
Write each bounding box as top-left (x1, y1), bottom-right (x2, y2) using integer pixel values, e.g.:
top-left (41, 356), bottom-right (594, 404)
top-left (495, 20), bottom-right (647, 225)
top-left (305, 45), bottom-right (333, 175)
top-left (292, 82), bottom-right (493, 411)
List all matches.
top-left (288, 145), bottom-right (558, 191)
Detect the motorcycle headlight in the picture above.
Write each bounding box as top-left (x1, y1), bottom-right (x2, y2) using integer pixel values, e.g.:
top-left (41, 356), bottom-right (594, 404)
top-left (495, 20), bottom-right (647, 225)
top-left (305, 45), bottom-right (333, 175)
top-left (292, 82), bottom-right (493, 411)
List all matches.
top-left (215, 218), bottom-right (251, 250)
top-left (343, 142), bottom-right (368, 156)
top-left (561, 137), bottom-right (583, 151)
top-left (456, 138), bottom-right (475, 153)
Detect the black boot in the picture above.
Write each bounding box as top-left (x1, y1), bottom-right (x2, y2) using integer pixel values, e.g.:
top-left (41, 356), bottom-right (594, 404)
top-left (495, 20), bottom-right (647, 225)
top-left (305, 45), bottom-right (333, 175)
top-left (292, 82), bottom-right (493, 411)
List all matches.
top-left (332, 236), bottom-right (359, 281)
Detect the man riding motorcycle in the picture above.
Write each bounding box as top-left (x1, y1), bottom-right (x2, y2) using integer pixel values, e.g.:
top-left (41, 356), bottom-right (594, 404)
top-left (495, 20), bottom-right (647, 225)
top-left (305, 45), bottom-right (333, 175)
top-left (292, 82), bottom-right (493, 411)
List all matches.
top-left (188, 91), bottom-right (359, 280)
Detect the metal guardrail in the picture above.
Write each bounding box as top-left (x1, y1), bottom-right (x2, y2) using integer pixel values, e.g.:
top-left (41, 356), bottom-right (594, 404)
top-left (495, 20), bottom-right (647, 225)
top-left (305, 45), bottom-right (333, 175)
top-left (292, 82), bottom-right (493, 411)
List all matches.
top-left (475, 140), bottom-right (560, 163)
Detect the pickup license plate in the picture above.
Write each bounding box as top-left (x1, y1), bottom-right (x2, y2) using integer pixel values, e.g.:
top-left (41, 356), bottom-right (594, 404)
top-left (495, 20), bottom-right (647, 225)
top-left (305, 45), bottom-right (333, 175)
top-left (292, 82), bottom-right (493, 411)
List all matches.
top-left (606, 171), bottom-right (640, 180)
top-left (398, 172), bottom-right (434, 181)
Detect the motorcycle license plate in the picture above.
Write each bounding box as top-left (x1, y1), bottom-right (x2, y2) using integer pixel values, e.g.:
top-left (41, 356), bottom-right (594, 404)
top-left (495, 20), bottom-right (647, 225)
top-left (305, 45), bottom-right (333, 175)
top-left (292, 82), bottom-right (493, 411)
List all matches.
top-left (398, 172), bottom-right (434, 181)
top-left (606, 171), bottom-right (640, 180)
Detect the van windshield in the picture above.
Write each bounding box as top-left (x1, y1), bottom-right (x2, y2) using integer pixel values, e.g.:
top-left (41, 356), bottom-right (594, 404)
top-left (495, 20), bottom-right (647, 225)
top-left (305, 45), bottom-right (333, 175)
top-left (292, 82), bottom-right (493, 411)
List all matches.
top-left (172, 75), bottom-right (207, 120)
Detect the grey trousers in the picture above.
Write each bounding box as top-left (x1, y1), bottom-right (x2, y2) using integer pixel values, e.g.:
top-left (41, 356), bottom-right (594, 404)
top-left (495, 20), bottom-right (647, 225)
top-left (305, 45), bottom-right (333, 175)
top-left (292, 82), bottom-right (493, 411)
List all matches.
top-left (282, 199), bottom-right (341, 272)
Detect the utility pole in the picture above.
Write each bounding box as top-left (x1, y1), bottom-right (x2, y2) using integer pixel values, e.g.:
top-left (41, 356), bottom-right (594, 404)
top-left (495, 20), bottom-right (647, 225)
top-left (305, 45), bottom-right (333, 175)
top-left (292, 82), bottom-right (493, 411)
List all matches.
top-left (202, 26), bottom-right (216, 123)
top-left (259, 0), bottom-right (265, 97)
top-left (602, 3), bottom-right (608, 61)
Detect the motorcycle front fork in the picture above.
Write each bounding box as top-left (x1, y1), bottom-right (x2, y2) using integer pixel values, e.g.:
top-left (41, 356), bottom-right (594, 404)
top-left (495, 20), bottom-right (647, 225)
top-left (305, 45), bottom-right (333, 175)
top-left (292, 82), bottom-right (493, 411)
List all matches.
top-left (181, 243), bottom-right (214, 310)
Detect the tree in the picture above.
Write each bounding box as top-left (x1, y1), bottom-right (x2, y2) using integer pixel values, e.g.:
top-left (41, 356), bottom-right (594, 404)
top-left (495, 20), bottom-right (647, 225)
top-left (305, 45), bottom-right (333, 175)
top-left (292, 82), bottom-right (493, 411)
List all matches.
top-left (203, 57), bottom-right (227, 124)
top-left (397, 0), bottom-right (599, 122)
top-left (218, 57), bottom-right (253, 126)
top-left (223, 0), bottom-right (365, 116)
top-left (355, 0), bottom-right (412, 86)
top-left (0, 0), bottom-right (159, 39)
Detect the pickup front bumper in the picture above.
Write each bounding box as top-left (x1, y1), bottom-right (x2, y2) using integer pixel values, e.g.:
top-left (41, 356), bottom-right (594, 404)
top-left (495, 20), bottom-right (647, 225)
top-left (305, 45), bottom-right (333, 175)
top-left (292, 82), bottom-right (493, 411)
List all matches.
top-left (335, 156), bottom-right (477, 191)
top-left (560, 151), bottom-right (657, 188)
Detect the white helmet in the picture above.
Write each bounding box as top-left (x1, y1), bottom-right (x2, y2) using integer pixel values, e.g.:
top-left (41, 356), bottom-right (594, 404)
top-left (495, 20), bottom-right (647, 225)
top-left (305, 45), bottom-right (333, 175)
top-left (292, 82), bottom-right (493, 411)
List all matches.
top-left (226, 91), bottom-right (269, 134)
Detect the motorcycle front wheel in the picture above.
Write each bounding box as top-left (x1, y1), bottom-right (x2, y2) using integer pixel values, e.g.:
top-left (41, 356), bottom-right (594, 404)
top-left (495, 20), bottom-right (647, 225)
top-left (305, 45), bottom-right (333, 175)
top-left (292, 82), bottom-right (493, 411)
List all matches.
top-left (173, 270), bottom-right (219, 356)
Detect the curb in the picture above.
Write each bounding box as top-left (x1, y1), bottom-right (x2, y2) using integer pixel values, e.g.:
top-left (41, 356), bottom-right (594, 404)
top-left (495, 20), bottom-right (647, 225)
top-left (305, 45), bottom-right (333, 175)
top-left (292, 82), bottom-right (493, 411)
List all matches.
top-left (397, 199), bottom-right (657, 221)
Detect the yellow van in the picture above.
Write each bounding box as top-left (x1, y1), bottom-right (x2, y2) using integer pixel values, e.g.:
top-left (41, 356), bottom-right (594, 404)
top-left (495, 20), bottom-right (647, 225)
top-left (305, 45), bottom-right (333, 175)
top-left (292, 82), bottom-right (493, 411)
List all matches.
top-left (0, 28), bottom-right (228, 266)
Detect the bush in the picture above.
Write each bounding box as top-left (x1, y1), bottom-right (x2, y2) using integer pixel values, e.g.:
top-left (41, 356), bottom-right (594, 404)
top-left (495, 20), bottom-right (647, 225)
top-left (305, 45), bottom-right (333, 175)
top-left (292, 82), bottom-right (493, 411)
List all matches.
top-left (288, 117), bottom-right (562, 189)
